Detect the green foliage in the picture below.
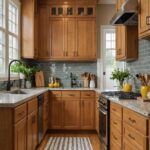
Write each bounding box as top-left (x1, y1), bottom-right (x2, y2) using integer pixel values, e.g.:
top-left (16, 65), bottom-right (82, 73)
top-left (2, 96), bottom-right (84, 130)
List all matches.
top-left (110, 69), bottom-right (131, 88)
top-left (11, 62), bottom-right (37, 81)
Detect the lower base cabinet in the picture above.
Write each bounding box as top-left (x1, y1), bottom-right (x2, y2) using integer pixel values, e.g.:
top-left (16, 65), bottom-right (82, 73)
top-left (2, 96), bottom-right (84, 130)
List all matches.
top-left (62, 99), bottom-right (80, 129)
top-left (50, 98), bottom-right (62, 129)
top-left (15, 118), bottom-right (27, 150)
top-left (49, 90), bottom-right (95, 130)
top-left (27, 111), bottom-right (38, 150)
top-left (81, 99), bottom-right (95, 129)
top-left (110, 102), bottom-right (149, 150)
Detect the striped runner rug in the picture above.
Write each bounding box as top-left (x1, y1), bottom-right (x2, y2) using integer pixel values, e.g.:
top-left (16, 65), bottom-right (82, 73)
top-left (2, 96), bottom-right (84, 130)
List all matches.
top-left (44, 137), bottom-right (93, 150)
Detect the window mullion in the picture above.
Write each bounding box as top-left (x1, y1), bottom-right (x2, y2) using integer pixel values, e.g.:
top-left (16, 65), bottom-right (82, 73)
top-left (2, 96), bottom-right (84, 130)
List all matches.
top-left (5, 0), bottom-right (9, 77)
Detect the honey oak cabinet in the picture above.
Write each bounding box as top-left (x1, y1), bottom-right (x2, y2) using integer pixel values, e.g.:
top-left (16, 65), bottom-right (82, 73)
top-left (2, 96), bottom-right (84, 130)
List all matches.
top-left (110, 101), bottom-right (149, 150)
top-left (21, 0), bottom-right (38, 59)
top-left (50, 98), bottom-right (62, 129)
top-left (27, 111), bottom-right (38, 150)
top-left (27, 98), bottom-right (38, 150)
top-left (81, 99), bottom-right (95, 129)
top-left (0, 95), bottom-right (48, 150)
top-left (49, 18), bottom-right (77, 60)
top-left (43, 92), bottom-right (49, 135)
top-left (115, 0), bottom-right (138, 61)
top-left (110, 102), bottom-right (123, 150)
top-left (49, 18), bottom-right (65, 59)
top-left (62, 91), bottom-right (81, 129)
top-left (80, 91), bottom-right (95, 129)
top-left (139, 0), bottom-right (150, 38)
top-left (14, 118), bottom-right (27, 150)
top-left (49, 91), bottom-right (62, 129)
top-left (49, 90), bottom-right (96, 130)
top-left (38, 6), bottom-right (50, 59)
top-left (62, 99), bottom-right (81, 129)
top-left (21, 0), bottom-right (97, 61)
top-left (64, 18), bottom-right (77, 58)
top-left (76, 18), bottom-right (97, 60)
top-left (116, 26), bottom-right (138, 61)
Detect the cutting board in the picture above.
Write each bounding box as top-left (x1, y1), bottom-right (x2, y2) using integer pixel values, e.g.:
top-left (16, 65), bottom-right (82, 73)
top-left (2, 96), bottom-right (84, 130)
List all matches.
top-left (35, 71), bottom-right (45, 87)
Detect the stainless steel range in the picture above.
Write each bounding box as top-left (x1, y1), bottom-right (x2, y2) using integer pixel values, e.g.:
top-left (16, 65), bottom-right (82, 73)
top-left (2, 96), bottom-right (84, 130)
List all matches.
top-left (98, 91), bottom-right (141, 150)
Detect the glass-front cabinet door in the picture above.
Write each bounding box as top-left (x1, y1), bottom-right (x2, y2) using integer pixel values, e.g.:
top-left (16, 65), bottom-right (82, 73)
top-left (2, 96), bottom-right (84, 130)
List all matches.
top-left (50, 6), bottom-right (64, 17)
top-left (65, 6), bottom-right (75, 17)
top-left (77, 6), bottom-right (95, 17)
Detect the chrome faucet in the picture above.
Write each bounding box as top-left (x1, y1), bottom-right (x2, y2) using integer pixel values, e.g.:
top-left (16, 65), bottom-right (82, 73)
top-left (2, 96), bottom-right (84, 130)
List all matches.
top-left (6, 59), bottom-right (21, 91)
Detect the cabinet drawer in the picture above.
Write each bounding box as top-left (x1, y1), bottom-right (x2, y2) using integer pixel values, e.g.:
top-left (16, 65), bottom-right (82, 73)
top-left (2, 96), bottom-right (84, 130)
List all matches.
top-left (62, 91), bottom-right (80, 98)
top-left (110, 129), bottom-right (122, 147)
top-left (28, 98), bottom-right (38, 115)
top-left (123, 139), bottom-right (141, 150)
top-left (110, 139), bottom-right (121, 150)
top-left (14, 103), bottom-right (27, 123)
top-left (123, 108), bottom-right (148, 135)
top-left (110, 113), bottom-right (122, 134)
top-left (81, 91), bottom-right (95, 98)
top-left (50, 91), bottom-right (61, 97)
top-left (110, 102), bottom-right (122, 118)
top-left (123, 123), bottom-right (148, 150)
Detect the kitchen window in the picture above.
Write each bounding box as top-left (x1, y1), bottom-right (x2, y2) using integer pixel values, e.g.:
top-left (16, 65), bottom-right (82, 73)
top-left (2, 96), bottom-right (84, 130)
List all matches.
top-left (0, 0), bottom-right (20, 79)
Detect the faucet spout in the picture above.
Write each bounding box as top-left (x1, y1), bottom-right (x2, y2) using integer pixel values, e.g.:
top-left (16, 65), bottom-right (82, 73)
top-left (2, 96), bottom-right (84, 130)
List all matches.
top-left (6, 59), bottom-right (22, 91)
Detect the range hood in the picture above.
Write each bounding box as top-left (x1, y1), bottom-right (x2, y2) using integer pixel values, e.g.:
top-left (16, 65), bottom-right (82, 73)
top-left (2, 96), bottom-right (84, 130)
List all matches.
top-left (110, 0), bottom-right (138, 26)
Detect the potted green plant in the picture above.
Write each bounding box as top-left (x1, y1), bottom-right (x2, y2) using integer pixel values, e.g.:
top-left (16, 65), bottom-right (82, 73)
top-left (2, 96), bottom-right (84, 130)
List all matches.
top-left (11, 62), bottom-right (37, 88)
top-left (110, 69), bottom-right (131, 90)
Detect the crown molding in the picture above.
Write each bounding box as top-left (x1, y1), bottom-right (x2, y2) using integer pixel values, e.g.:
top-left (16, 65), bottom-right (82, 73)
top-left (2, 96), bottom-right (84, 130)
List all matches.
top-left (98, 0), bottom-right (116, 4)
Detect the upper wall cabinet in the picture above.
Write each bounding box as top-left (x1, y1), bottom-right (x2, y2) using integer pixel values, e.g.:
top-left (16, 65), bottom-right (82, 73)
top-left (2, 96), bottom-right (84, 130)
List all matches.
top-left (115, 0), bottom-right (138, 61)
top-left (21, 0), bottom-right (97, 61)
top-left (76, 18), bottom-right (96, 60)
top-left (139, 0), bottom-right (150, 39)
top-left (116, 26), bottom-right (138, 61)
top-left (38, 6), bottom-right (50, 59)
top-left (21, 0), bottom-right (38, 59)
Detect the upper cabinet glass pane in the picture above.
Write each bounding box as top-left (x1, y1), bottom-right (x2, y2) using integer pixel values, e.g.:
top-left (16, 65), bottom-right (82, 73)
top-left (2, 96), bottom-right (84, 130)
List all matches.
top-left (58, 7), bottom-right (63, 15)
top-left (78, 7), bottom-right (84, 16)
top-left (87, 7), bottom-right (93, 16)
top-left (67, 7), bottom-right (73, 16)
top-left (52, 7), bottom-right (57, 15)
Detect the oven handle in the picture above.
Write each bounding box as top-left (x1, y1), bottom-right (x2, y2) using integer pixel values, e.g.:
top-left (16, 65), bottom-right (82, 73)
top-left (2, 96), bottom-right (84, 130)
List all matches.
top-left (98, 107), bottom-right (107, 115)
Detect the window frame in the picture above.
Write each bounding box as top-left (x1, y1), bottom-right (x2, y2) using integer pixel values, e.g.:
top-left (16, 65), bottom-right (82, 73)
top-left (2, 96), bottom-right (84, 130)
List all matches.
top-left (0, 0), bottom-right (20, 80)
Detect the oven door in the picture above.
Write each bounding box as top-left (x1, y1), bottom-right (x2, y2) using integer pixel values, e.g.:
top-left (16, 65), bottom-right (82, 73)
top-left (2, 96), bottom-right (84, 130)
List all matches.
top-left (99, 106), bottom-right (108, 149)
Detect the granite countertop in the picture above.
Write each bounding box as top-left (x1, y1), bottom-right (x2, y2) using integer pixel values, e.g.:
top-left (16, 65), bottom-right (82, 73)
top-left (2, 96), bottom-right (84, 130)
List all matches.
top-left (2, 87), bottom-right (150, 118)
top-left (0, 88), bottom-right (48, 107)
top-left (0, 87), bottom-right (98, 107)
top-left (108, 96), bottom-right (150, 117)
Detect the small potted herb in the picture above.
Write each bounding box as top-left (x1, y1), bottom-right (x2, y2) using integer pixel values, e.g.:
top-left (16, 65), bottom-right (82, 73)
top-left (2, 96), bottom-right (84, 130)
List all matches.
top-left (11, 62), bottom-right (37, 88)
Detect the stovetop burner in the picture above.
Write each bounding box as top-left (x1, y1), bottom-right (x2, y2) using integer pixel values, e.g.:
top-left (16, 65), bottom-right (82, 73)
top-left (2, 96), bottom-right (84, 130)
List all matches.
top-left (101, 91), bottom-right (141, 100)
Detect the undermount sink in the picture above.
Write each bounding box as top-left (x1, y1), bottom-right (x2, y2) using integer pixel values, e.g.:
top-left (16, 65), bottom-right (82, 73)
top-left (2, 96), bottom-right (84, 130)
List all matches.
top-left (10, 90), bottom-right (27, 94)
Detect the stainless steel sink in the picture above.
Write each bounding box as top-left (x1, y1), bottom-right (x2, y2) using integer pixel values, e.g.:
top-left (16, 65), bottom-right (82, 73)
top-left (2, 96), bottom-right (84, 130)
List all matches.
top-left (10, 89), bottom-right (27, 94)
